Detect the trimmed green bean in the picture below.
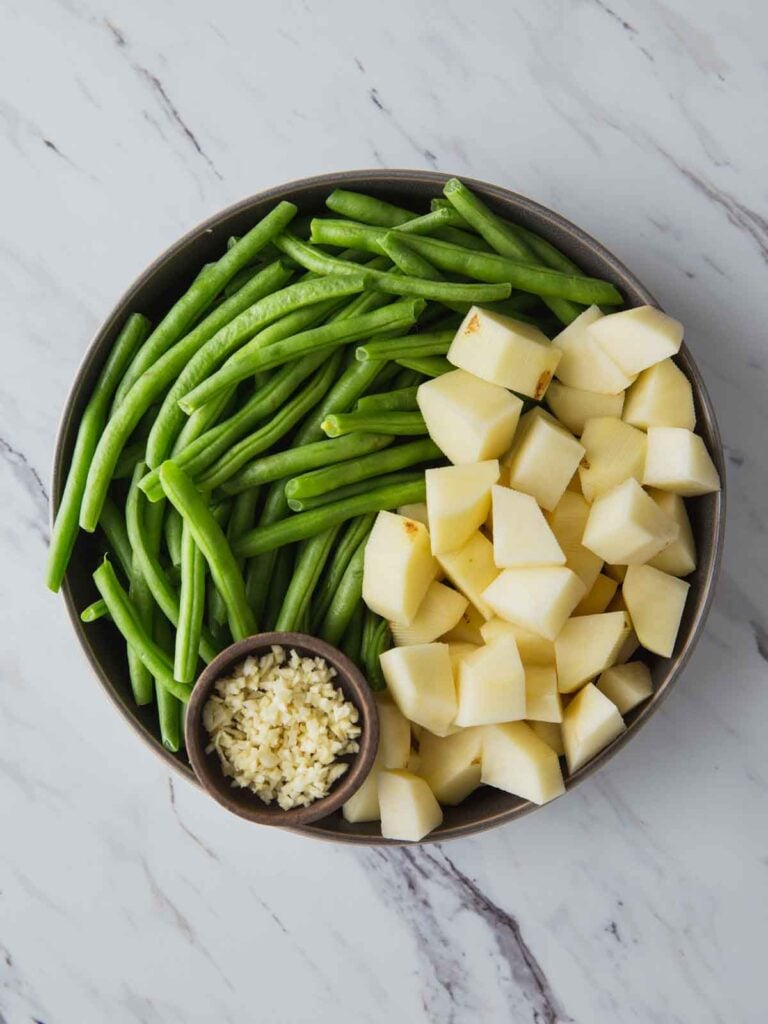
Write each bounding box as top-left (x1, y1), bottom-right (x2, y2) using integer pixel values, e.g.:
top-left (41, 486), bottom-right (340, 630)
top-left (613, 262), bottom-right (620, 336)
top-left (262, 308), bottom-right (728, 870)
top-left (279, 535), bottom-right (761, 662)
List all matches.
top-left (263, 544), bottom-right (295, 631)
top-left (326, 189), bottom-right (416, 227)
top-left (114, 202), bottom-right (297, 404)
top-left (292, 359), bottom-right (392, 446)
top-left (233, 477), bottom-right (426, 558)
top-left (322, 411), bottom-right (427, 438)
top-left (154, 614), bottom-right (183, 752)
top-left (356, 330), bottom-right (454, 363)
top-left (396, 355), bottom-right (452, 377)
top-left (310, 515), bottom-right (374, 629)
top-left (174, 519), bottom-right (207, 683)
top-left (46, 313), bottom-right (149, 591)
top-left (113, 442), bottom-right (146, 481)
top-left (288, 469), bottom-right (427, 512)
top-left (93, 558), bottom-right (192, 703)
top-left (81, 598), bottom-right (108, 622)
top-left (362, 613), bottom-right (390, 691)
top-left (341, 603), bottom-right (365, 663)
top-left (245, 482), bottom-right (289, 624)
top-left (275, 525), bottom-right (340, 631)
top-left (164, 505), bottom-right (184, 567)
top-left (287, 436), bottom-right (439, 501)
top-left (356, 385), bottom-right (419, 413)
top-left (99, 497), bottom-right (133, 580)
top-left (380, 231), bottom-right (443, 280)
top-left (158, 461), bottom-right (255, 641)
top-left (127, 471), bottom-right (164, 706)
top-left (171, 386), bottom-right (238, 456)
top-left (219, 432), bottom-right (393, 497)
top-left (318, 534), bottom-right (369, 646)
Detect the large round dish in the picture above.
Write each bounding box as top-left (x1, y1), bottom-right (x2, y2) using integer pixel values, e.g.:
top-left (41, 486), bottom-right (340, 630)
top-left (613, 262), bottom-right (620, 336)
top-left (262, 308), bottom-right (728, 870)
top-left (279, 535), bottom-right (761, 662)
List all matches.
top-left (53, 170), bottom-right (726, 844)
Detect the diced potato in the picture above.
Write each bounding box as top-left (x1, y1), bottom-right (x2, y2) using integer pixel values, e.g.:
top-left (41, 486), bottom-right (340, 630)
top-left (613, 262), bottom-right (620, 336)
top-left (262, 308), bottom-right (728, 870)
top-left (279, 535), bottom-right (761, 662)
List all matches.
top-left (622, 564), bottom-right (690, 656)
top-left (481, 722), bottom-right (565, 804)
top-left (442, 603), bottom-right (486, 644)
top-left (417, 369), bottom-right (523, 465)
top-left (436, 531), bottom-right (499, 620)
top-left (378, 770), bottom-right (443, 842)
top-left (363, 511), bottom-right (437, 624)
top-left (615, 628), bottom-right (640, 665)
top-left (397, 502), bottom-right (429, 527)
top-left (503, 409), bottom-right (585, 511)
top-left (578, 417), bottom-right (647, 502)
top-left (491, 485), bottom-right (565, 568)
top-left (426, 461), bottom-right (500, 555)
top-left (582, 478), bottom-right (680, 564)
top-left (483, 566), bottom-right (586, 641)
top-left (555, 611), bottom-right (633, 693)
top-left (528, 720), bottom-right (565, 756)
top-left (553, 305), bottom-right (635, 394)
top-left (643, 427), bottom-right (720, 496)
top-left (573, 573), bottom-right (618, 615)
top-left (604, 563), bottom-right (627, 582)
top-left (597, 662), bottom-right (653, 714)
top-left (480, 618), bottom-right (555, 665)
top-left (391, 581), bottom-right (468, 646)
top-left (525, 664), bottom-right (562, 723)
top-left (448, 306), bottom-right (561, 398)
top-left (562, 683), bottom-right (626, 774)
top-left (623, 359), bottom-right (695, 430)
top-left (588, 306), bottom-right (683, 376)
top-left (376, 698), bottom-right (412, 769)
top-left (342, 769), bottom-right (382, 823)
top-left (379, 643), bottom-right (457, 737)
top-left (419, 727), bottom-right (484, 804)
top-left (646, 489), bottom-right (697, 576)
top-left (546, 491), bottom-right (604, 591)
top-left (455, 635), bottom-right (526, 726)
top-left (546, 381), bottom-right (625, 435)
top-left (447, 641), bottom-right (480, 674)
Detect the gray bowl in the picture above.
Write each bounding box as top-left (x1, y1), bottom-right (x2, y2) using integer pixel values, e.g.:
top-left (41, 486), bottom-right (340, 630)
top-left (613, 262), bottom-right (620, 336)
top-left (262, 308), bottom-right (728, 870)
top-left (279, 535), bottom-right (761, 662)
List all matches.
top-left (53, 170), bottom-right (726, 844)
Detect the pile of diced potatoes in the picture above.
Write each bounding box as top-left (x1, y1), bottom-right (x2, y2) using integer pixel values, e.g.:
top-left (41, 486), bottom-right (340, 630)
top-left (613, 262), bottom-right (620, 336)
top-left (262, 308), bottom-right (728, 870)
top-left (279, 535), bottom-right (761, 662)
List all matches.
top-left (345, 304), bottom-right (720, 841)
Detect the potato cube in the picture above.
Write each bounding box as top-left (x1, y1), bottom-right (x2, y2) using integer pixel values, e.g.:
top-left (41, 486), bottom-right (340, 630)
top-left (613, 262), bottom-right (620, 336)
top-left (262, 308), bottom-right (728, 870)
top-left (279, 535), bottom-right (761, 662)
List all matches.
top-left (481, 722), bottom-right (565, 804)
top-left (555, 611), bottom-right (633, 693)
top-left (379, 643), bottom-right (457, 737)
top-left (391, 581), bottom-right (468, 646)
top-left (441, 602), bottom-right (486, 644)
top-left (573, 573), bottom-right (618, 615)
top-left (528, 720), bottom-right (565, 756)
top-left (447, 641), bottom-right (480, 674)
top-left (582, 478), bottom-right (680, 564)
top-left (596, 661), bottom-right (653, 714)
top-left (646, 489), bottom-right (697, 577)
top-left (417, 369), bottom-right (522, 465)
top-left (622, 564), bottom-right (690, 656)
top-left (546, 380), bottom-right (625, 435)
top-left (342, 769), bottom-right (382, 823)
top-left (482, 566), bottom-right (586, 641)
top-left (588, 306), bottom-right (683, 376)
top-left (480, 618), bottom-right (555, 665)
top-left (397, 502), bottom-right (429, 526)
top-left (436, 531), bottom-right (499, 620)
top-left (419, 727), bottom-right (484, 804)
top-left (578, 416), bottom-right (647, 502)
top-left (376, 698), bottom-right (412, 769)
top-left (363, 511), bottom-right (437, 624)
top-left (562, 683), bottom-right (626, 773)
top-left (491, 485), bottom-right (565, 568)
top-left (448, 306), bottom-right (561, 398)
top-left (623, 358), bottom-right (695, 430)
top-left (604, 563), bottom-right (627, 582)
top-left (643, 427), bottom-right (720, 496)
top-left (503, 409), bottom-right (585, 511)
top-left (546, 491), bottom-right (604, 591)
top-left (553, 305), bottom-right (635, 394)
top-left (378, 771), bottom-right (443, 842)
top-left (525, 664), bottom-right (562, 723)
top-left (455, 635), bottom-right (526, 726)
top-left (426, 460), bottom-right (500, 555)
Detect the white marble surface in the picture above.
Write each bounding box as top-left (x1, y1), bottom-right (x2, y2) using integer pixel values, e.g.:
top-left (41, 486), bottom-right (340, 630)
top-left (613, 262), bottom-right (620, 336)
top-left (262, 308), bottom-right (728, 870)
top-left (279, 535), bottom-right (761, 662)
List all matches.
top-left (1, 0), bottom-right (766, 1020)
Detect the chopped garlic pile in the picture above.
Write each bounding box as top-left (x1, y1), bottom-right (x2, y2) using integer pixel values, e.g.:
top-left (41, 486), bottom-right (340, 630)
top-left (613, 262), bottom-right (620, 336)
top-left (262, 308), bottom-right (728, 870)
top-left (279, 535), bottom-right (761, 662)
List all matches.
top-left (203, 646), bottom-right (361, 810)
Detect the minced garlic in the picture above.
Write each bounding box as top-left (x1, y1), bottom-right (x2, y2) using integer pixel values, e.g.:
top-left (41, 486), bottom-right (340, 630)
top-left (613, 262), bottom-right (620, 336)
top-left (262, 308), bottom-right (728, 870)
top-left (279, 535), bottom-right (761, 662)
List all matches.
top-left (203, 645), bottom-right (361, 810)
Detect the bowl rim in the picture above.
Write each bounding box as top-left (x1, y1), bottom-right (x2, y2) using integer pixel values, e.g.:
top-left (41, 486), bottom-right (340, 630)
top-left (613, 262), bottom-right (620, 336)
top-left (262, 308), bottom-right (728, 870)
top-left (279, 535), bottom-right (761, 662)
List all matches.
top-left (52, 168), bottom-right (726, 845)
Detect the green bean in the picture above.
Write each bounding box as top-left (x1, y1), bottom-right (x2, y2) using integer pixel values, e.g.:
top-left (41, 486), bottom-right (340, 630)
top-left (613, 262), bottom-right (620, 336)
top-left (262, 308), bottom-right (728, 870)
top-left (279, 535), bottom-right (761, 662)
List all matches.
top-left (356, 330), bottom-right (454, 363)
top-left (46, 313), bottom-right (150, 591)
top-left (222, 265), bottom-right (262, 299)
top-left (233, 477), bottom-right (426, 558)
top-left (292, 359), bottom-right (393, 446)
top-left (114, 202), bottom-right (298, 404)
top-left (158, 461), bottom-right (255, 641)
top-left (326, 189), bottom-right (417, 227)
top-left (391, 367), bottom-right (424, 388)
top-left (154, 614), bottom-right (183, 751)
top-left (171, 386), bottom-right (238, 456)
top-left (93, 558), bottom-right (192, 703)
top-left (127, 472), bottom-right (164, 706)
top-left (164, 505), bottom-right (184, 567)
top-left (264, 544), bottom-right (295, 631)
top-left (341, 603), bottom-right (365, 663)
top-left (287, 436), bottom-right (439, 501)
top-left (375, 272), bottom-right (510, 304)
top-left (309, 219), bottom-right (622, 305)
top-left (113, 442), bottom-right (146, 481)
top-left (318, 534), bottom-right (369, 646)
top-left (179, 299), bottom-right (423, 413)
top-left (275, 525), bottom-right (341, 632)
top-left (310, 515), bottom-right (374, 629)
top-left (288, 469), bottom-right (427, 512)
top-left (219, 432), bottom-right (393, 497)
top-left (174, 519), bottom-right (207, 684)
top-left (79, 263), bottom-right (293, 533)
top-left (322, 410), bottom-right (427, 438)
top-left (380, 231), bottom-right (443, 280)
top-left (245, 482), bottom-right (289, 623)
top-left (98, 497), bottom-right (133, 580)
top-left (204, 502), bottom-right (232, 629)
top-left (396, 355), bottom-right (452, 377)
top-left (224, 488), bottom-right (260, 622)
top-left (362, 612), bottom-right (390, 691)
top-left (356, 385), bottom-right (419, 413)
top-left (194, 353), bottom-right (343, 492)
top-left (81, 598), bottom-right (108, 622)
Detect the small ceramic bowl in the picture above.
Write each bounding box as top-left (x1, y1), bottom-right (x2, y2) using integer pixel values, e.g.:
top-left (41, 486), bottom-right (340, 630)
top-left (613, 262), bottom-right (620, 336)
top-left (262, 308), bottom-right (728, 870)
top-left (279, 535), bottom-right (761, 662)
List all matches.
top-left (184, 632), bottom-right (379, 826)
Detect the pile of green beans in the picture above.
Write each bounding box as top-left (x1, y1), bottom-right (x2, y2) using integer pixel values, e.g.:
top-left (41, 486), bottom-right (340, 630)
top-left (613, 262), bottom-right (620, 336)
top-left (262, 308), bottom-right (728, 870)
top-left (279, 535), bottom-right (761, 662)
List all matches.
top-left (49, 178), bottom-right (623, 753)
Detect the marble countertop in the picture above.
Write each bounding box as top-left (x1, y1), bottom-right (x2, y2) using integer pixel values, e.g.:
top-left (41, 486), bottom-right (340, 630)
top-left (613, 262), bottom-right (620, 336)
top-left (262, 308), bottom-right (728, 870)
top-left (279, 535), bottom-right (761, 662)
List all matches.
top-left (2, 0), bottom-right (766, 1021)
